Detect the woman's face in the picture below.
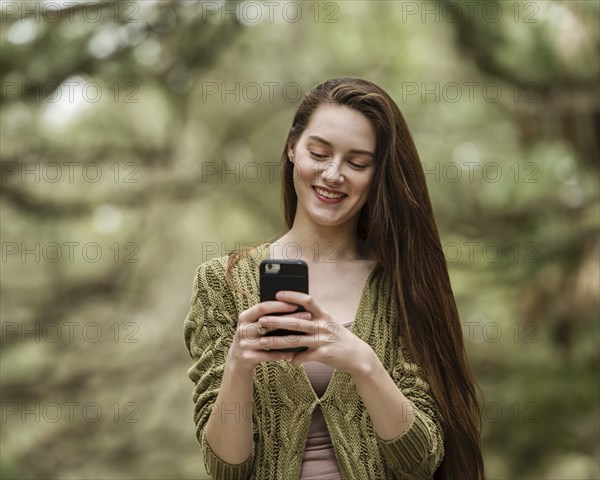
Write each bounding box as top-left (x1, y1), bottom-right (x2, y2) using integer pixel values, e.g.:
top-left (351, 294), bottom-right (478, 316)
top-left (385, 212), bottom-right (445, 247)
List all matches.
top-left (288, 103), bottom-right (376, 229)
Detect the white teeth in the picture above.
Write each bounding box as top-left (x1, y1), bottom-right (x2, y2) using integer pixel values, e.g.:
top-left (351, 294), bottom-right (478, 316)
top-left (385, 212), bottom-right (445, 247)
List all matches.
top-left (315, 187), bottom-right (345, 199)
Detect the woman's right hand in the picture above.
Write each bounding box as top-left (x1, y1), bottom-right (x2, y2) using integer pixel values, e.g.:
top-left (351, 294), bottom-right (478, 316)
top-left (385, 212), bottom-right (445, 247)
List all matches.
top-left (227, 301), bottom-right (311, 373)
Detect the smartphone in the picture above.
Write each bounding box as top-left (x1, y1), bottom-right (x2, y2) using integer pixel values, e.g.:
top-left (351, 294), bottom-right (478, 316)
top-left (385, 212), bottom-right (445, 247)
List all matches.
top-left (259, 259), bottom-right (308, 353)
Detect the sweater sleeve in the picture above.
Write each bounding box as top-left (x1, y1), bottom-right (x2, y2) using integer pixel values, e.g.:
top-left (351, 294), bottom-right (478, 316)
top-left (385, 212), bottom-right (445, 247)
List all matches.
top-left (183, 259), bottom-right (255, 480)
top-left (375, 339), bottom-right (445, 479)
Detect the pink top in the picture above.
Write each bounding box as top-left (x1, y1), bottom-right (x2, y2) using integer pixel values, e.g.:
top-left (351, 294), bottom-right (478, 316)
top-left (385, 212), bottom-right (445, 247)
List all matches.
top-left (299, 321), bottom-right (353, 480)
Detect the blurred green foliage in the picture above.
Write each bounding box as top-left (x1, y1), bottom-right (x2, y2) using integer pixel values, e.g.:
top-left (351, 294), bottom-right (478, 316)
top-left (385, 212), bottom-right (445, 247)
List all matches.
top-left (1, 1), bottom-right (598, 479)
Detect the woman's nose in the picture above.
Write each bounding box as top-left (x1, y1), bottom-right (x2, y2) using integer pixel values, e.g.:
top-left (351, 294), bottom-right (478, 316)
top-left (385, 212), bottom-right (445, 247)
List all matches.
top-left (321, 160), bottom-right (344, 184)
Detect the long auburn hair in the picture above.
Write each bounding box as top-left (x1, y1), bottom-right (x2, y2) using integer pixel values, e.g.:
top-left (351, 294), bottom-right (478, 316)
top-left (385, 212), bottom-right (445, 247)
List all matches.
top-left (226, 77), bottom-right (485, 479)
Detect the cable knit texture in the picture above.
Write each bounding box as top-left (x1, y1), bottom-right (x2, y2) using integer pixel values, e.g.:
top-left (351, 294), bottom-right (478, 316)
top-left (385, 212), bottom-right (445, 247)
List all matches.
top-left (184, 242), bottom-right (445, 480)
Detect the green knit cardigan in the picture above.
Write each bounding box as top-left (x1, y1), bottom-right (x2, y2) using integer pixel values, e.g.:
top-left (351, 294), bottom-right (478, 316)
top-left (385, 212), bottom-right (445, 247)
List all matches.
top-left (184, 242), bottom-right (445, 480)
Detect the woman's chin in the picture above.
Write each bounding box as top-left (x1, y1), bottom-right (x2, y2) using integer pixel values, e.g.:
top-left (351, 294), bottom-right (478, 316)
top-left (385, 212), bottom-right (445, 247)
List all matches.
top-left (307, 214), bottom-right (347, 228)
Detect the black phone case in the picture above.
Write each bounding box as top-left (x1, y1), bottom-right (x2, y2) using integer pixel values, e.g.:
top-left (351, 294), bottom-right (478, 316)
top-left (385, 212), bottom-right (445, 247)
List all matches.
top-left (259, 259), bottom-right (308, 353)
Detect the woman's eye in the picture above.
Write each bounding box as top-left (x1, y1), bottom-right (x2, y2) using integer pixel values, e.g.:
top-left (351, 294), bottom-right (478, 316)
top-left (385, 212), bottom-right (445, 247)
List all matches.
top-left (309, 151), bottom-right (327, 159)
top-left (349, 162), bottom-right (367, 170)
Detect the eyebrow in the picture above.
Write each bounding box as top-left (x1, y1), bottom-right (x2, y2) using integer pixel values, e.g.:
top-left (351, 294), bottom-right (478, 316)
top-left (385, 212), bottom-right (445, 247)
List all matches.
top-left (307, 135), bottom-right (375, 158)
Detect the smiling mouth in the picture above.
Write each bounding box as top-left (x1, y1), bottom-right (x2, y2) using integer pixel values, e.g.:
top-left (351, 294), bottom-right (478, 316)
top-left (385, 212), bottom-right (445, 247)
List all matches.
top-left (313, 186), bottom-right (347, 200)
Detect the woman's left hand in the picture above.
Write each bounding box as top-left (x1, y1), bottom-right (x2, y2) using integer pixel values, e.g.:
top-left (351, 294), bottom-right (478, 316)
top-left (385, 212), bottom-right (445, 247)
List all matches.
top-left (257, 290), bottom-right (375, 377)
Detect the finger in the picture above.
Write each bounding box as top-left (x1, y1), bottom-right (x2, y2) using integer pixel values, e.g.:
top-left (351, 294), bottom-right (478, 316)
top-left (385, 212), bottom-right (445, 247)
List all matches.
top-left (238, 312), bottom-right (312, 343)
top-left (247, 339), bottom-right (296, 361)
top-left (258, 312), bottom-right (312, 331)
top-left (258, 333), bottom-right (315, 350)
top-left (266, 311), bottom-right (313, 323)
top-left (289, 311), bottom-right (312, 320)
top-left (235, 324), bottom-right (264, 343)
top-left (239, 301), bottom-right (300, 324)
top-left (259, 317), bottom-right (337, 337)
top-left (258, 315), bottom-right (316, 334)
top-left (275, 291), bottom-right (326, 317)
top-left (255, 323), bottom-right (268, 336)
top-left (238, 333), bottom-right (298, 350)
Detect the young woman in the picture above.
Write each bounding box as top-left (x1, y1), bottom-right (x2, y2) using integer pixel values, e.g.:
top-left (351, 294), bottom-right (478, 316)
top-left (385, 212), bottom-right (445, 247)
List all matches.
top-left (184, 77), bottom-right (485, 479)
